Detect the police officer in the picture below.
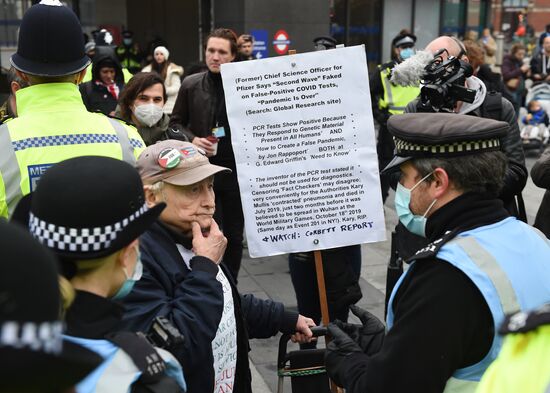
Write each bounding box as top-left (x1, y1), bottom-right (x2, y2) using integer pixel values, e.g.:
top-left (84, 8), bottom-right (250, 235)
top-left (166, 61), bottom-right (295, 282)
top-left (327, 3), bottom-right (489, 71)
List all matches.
top-left (117, 30), bottom-right (142, 74)
top-left (0, 1), bottom-right (145, 218)
top-left (0, 221), bottom-right (102, 393)
top-left (477, 304), bottom-right (550, 393)
top-left (13, 156), bottom-right (186, 393)
top-left (324, 113), bottom-right (550, 393)
top-left (370, 30), bottom-right (420, 202)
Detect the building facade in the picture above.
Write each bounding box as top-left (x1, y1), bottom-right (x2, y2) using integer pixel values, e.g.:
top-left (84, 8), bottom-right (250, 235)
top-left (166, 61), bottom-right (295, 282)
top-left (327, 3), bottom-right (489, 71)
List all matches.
top-left (0, 0), bottom-right (549, 75)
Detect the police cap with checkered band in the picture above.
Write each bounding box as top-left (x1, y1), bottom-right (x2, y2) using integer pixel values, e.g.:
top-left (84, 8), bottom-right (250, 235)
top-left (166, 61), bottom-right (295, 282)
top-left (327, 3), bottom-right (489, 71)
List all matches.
top-left (381, 113), bottom-right (509, 173)
top-left (12, 156), bottom-right (165, 261)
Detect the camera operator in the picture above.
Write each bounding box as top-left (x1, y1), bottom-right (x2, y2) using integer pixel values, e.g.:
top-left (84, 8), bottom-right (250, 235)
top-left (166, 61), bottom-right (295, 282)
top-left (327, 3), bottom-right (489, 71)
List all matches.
top-left (389, 36), bottom-right (528, 262)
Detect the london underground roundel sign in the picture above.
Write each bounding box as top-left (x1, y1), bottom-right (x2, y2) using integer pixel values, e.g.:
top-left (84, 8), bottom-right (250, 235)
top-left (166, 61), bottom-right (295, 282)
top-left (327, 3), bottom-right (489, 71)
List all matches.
top-left (273, 30), bottom-right (291, 55)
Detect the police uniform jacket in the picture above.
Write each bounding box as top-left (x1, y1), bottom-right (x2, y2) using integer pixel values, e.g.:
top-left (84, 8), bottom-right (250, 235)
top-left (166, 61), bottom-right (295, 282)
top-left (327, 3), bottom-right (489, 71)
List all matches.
top-left (65, 290), bottom-right (185, 393)
top-left (119, 221), bottom-right (299, 393)
top-left (0, 82), bottom-right (144, 218)
top-left (339, 192), bottom-right (550, 393)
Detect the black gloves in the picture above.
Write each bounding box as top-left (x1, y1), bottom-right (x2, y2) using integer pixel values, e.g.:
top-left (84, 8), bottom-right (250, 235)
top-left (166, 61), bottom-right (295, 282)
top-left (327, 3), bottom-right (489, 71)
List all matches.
top-left (325, 306), bottom-right (386, 387)
top-left (335, 305), bottom-right (385, 355)
top-left (325, 323), bottom-right (363, 387)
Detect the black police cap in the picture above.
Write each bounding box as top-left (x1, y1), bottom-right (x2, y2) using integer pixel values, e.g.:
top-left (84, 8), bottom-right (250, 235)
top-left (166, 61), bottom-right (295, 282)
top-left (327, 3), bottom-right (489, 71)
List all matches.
top-left (11, 1), bottom-right (90, 77)
top-left (392, 33), bottom-right (417, 48)
top-left (382, 113), bottom-right (509, 173)
top-left (313, 36), bottom-right (338, 50)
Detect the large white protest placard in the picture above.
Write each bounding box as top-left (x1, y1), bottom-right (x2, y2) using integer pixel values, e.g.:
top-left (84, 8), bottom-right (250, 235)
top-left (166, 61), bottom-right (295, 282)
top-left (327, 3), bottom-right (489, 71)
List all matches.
top-left (221, 45), bottom-right (385, 257)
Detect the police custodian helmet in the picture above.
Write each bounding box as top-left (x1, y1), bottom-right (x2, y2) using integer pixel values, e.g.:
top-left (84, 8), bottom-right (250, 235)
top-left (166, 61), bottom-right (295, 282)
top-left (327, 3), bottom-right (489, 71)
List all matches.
top-left (10, 0), bottom-right (90, 77)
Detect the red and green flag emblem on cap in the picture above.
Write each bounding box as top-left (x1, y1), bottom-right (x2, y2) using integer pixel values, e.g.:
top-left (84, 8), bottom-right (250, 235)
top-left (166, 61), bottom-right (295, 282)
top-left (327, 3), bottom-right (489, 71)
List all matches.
top-left (158, 148), bottom-right (181, 169)
top-left (181, 146), bottom-right (197, 156)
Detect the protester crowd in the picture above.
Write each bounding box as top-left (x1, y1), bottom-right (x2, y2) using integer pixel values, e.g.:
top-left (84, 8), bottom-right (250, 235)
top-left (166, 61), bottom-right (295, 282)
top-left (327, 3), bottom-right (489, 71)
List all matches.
top-left (1, 1), bottom-right (550, 393)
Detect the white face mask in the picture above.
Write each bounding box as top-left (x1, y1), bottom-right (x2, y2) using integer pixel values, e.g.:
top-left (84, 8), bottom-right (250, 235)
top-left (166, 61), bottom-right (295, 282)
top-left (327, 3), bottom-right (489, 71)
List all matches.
top-left (133, 103), bottom-right (164, 127)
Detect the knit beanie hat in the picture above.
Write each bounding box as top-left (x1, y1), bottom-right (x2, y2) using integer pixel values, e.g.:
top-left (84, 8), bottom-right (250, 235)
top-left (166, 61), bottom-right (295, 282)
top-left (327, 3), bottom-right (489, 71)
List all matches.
top-left (154, 46), bottom-right (169, 61)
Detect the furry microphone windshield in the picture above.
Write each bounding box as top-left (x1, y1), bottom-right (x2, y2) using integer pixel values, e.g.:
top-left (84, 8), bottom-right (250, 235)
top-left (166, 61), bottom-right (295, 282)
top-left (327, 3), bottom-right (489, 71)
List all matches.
top-left (390, 50), bottom-right (434, 87)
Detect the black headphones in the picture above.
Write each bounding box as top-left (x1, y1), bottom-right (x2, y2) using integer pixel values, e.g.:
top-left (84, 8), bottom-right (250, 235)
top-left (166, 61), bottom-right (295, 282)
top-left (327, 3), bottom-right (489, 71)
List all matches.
top-left (451, 36), bottom-right (467, 59)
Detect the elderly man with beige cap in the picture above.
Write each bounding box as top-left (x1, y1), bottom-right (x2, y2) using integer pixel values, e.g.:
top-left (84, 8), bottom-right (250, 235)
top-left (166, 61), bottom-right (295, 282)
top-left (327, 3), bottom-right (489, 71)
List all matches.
top-left (119, 140), bottom-right (315, 393)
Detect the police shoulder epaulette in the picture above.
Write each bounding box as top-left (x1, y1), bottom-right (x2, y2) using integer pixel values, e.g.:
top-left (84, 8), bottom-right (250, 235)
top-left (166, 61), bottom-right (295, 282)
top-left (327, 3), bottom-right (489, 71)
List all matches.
top-left (499, 303), bottom-right (550, 335)
top-left (0, 115), bottom-right (13, 125)
top-left (380, 61), bottom-right (395, 71)
top-left (406, 229), bottom-right (458, 263)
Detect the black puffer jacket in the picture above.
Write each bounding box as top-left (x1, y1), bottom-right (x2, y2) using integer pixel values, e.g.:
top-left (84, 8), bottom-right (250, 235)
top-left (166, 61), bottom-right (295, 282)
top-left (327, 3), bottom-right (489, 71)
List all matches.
top-left (80, 47), bottom-right (125, 115)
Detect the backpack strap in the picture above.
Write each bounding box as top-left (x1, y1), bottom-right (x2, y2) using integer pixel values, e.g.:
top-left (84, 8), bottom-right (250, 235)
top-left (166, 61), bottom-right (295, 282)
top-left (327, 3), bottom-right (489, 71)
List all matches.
top-left (480, 91), bottom-right (502, 120)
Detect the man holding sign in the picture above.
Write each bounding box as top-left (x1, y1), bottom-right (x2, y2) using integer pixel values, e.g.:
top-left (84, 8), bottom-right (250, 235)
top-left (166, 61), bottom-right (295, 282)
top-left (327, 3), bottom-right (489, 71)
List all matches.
top-left (325, 113), bottom-right (550, 393)
top-left (170, 28), bottom-right (245, 281)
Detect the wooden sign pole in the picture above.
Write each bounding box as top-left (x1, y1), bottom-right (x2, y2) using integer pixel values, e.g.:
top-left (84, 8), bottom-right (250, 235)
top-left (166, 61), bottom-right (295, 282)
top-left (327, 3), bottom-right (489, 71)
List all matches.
top-left (287, 48), bottom-right (339, 393)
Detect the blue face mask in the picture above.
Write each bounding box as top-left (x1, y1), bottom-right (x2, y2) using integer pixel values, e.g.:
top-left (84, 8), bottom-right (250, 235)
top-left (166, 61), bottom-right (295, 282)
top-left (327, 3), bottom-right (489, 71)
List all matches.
top-left (394, 172), bottom-right (437, 237)
top-left (112, 246), bottom-right (143, 300)
top-left (400, 47), bottom-right (415, 60)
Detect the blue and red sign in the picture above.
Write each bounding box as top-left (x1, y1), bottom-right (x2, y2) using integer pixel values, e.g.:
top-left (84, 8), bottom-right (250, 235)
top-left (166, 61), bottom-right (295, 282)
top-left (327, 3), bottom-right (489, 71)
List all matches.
top-left (273, 30), bottom-right (291, 55)
top-left (251, 29), bottom-right (268, 59)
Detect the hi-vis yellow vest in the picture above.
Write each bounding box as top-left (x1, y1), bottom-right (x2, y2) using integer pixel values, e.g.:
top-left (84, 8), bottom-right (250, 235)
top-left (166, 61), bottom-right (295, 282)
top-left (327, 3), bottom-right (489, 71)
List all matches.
top-left (476, 322), bottom-right (550, 393)
top-left (0, 82), bottom-right (145, 218)
top-left (378, 66), bottom-right (420, 114)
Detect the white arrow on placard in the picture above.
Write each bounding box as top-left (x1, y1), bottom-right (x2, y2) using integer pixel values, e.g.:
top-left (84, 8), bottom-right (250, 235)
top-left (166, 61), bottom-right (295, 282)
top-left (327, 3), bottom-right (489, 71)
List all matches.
top-left (255, 52), bottom-right (263, 59)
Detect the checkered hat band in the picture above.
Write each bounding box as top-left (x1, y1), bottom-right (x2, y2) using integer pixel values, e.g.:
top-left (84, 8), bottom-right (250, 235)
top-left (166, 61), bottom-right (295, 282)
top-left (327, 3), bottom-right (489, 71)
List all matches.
top-left (29, 203), bottom-right (149, 253)
top-left (393, 137), bottom-right (501, 156)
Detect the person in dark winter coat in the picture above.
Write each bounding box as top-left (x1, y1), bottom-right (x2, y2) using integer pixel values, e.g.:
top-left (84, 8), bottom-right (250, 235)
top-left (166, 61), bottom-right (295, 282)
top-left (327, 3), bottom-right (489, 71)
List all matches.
top-left (501, 43), bottom-right (530, 116)
top-left (531, 35), bottom-right (550, 84)
top-left (119, 140), bottom-right (315, 393)
top-left (531, 145), bottom-right (550, 238)
top-left (80, 46), bottom-right (125, 116)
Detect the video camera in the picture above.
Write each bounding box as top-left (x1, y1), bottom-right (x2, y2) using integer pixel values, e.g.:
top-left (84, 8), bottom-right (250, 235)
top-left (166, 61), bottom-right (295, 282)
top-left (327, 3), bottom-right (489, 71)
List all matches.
top-left (138, 316), bottom-right (184, 352)
top-left (417, 48), bottom-right (477, 113)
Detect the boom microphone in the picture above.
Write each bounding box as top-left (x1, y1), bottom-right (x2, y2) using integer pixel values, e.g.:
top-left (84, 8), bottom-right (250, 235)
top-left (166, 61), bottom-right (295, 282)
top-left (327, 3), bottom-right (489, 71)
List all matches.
top-left (390, 50), bottom-right (434, 87)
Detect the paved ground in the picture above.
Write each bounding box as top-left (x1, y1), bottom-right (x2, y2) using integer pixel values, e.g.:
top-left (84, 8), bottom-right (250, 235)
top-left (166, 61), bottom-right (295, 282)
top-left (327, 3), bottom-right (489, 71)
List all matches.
top-left (240, 156), bottom-right (545, 393)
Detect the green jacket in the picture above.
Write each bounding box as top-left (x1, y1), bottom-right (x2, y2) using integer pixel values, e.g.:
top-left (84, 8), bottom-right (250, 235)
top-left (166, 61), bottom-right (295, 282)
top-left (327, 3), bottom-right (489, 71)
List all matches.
top-left (0, 82), bottom-right (145, 218)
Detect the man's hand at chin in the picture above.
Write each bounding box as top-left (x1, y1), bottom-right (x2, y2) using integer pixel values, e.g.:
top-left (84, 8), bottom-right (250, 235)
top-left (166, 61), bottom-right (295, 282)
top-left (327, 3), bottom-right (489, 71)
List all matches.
top-left (191, 220), bottom-right (227, 264)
